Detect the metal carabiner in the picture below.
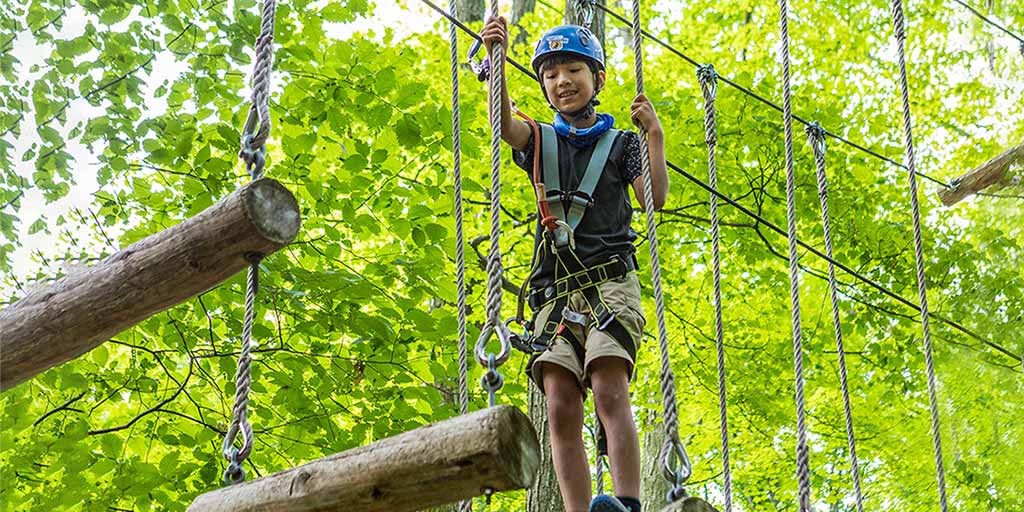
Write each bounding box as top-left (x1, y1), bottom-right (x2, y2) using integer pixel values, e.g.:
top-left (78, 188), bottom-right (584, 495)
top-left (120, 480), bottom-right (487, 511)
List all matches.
top-left (466, 39), bottom-right (491, 82)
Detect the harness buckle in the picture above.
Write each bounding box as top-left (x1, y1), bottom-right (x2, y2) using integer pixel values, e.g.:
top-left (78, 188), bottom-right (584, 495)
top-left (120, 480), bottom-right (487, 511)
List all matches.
top-left (565, 190), bottom-right (594, 210)
top-left (592, 302), bottom-right (616, 331)
top-left (562, 308), bottom-right (589, 325)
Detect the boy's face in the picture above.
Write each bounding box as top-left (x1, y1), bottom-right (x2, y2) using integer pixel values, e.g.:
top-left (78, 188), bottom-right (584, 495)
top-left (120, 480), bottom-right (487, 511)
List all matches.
top-left (540, 59), bottom-right (605, 114)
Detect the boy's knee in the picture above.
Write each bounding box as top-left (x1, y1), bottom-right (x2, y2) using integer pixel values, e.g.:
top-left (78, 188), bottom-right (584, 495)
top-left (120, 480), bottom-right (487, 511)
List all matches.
top-left (541, 364), bottom-right (584, 429)
top-left (590, 357), bottom-right (632, 416)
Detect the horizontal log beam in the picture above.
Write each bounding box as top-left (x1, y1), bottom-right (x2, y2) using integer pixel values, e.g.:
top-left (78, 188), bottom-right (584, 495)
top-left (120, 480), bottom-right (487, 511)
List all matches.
top-left (0, 178), bottom-right (301, 391)
top-left (659, 496), bottom-right (720, 512)
top-left (187, 405), bottom-right (540, 512)
top-left (938, 142), bottom-right (1024, 205)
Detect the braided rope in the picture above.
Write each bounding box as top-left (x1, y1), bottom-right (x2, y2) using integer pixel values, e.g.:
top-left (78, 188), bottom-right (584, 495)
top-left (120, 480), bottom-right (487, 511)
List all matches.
top-left (775, 1), bottom-right (812, 510)
top-left (889, 2), bottom-right (950, 511)
top-left (485, 0), bottom-right (504, 335)
top-left (806, 125), bottom-right (864, 512)
top-left (628, 0), bottom-right (690, 497)
top-left (241, 0), bottom-right (277, 153)
top-left (222, 0), bottom-right (276, 485)
top-left (448, 2), bottom-right (471, 511)
top-left (697, 65), bottom-right (733, 512)
top-left (473, 0), bottom-right (511, 402)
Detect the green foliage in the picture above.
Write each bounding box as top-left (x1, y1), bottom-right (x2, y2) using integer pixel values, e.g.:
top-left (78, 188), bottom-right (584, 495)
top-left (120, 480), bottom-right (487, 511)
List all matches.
top-left (2, 0), bottom-right (1022, 510)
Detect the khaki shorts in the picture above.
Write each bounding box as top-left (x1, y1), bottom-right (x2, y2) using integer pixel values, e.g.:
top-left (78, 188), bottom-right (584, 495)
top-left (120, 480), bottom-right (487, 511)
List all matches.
top-left (529, 271), bottom-right (646, 393)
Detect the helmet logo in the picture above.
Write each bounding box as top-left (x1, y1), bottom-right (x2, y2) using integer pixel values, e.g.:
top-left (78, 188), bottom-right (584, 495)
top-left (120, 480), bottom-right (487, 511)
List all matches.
top-left (547, 35), bottom-right (569, 51)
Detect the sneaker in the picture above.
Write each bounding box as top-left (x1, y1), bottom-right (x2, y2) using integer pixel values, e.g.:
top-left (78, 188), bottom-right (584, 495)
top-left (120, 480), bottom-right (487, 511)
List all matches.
top-left (589, 495), bottom-right (629, 512)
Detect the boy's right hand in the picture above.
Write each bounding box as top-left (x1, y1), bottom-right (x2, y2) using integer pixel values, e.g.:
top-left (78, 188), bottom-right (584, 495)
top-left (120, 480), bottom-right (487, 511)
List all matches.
top-left (480, 16), bottom-right (508, 56)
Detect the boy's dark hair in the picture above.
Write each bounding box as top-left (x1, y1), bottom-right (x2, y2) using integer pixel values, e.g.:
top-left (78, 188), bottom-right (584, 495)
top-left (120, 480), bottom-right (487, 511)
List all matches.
top-left (537, 53), bottom-right (600, 77)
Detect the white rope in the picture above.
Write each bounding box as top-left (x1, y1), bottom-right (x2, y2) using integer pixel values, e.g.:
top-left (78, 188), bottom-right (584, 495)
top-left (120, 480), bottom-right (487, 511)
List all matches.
top-left (222, 0), bottom-right (276, 485)
top-left (697, 64), bottom-right (733, 512)
top-left (807, 125), bottom-right (864, 512)
top-left (448, 0), bottom-right (471, 509)
top-left (889, 2), bottom-right (949, 510)
top-left (628, 0), bottom-right (690, 500)
top-left (775, 1), bottom-right (812, 509)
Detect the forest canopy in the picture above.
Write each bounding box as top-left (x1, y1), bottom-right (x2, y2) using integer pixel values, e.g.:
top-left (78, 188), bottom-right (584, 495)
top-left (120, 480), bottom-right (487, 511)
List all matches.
top-left (1, 0), bottom-right (1022, 510)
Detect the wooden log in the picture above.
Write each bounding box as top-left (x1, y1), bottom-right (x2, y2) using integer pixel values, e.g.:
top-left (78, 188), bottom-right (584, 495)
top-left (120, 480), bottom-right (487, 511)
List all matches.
top-left (187, 405), bottom-right (541, 512)
top-left (938, 142), bottom-right (1024, 205)
top-left (0, 178), bottom-right (301, 391)
top-left (659, 496), bottom-right (721, 512)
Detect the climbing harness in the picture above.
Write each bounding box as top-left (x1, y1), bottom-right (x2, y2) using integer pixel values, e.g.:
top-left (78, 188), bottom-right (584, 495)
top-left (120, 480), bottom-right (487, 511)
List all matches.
top-left (221, 0), bottom-right (277, 486)
top-left (806, 123), bottom-right (865, 512)
top-left (889, 1), bottom-right (950, 510)
top-left (696, 63), bottom-right (733, 512)
top-left (505, 122), bottom-right (639, 370)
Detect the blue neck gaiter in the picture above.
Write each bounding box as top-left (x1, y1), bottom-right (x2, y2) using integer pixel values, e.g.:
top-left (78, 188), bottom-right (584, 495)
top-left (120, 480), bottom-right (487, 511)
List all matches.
top-left (553, 112), bottom-right (615, 148)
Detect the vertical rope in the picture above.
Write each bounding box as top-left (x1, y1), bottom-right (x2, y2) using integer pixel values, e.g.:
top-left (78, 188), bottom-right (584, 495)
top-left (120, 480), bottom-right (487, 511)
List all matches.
top-left (484, 0), bottom-right (505, 351)
top-left (628, 0), bottom-right (690, 497)
top-left (697, 65), bottom-right (733, 512)
top-left (222, 0), bottom-right (276, 485)
top-left (448, 2), bottom-right (471, 511)
top-left (806, 125), bottom-right (864, 512)
top-left (775, 1), bottom-right (812, 510)
top-left (889, 2), bottom-right (949, 511)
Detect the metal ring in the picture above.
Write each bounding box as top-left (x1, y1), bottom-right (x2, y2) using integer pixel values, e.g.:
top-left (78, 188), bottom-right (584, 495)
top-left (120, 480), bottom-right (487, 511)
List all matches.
top-left (660, 436), bottom-right (693, 486)
top-left (223, 447), bottom-right (246, 485)
top-left (665, 484), bottom-right (687, 504)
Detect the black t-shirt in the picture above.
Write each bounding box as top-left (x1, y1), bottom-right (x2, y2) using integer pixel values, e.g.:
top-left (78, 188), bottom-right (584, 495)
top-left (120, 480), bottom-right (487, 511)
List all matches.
top-left (513, 126), bottom-right (644, 290)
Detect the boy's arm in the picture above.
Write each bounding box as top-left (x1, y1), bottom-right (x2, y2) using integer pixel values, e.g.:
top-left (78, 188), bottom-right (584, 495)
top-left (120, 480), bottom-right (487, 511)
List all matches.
top-left (629, 94), bottom-right (669, 210)
top-left (481, 16), bottom-right (532, 150)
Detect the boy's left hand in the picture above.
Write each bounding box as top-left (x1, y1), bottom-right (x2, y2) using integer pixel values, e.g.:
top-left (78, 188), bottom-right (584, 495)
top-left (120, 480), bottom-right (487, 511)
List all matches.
top-left (630, 93), bottom-right (662, 134)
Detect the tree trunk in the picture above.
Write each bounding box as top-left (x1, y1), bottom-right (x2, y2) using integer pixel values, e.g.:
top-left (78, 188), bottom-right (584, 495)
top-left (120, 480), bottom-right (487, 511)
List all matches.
top-left (455, 0), bottom-right (484, 22)
top-left (188, 405), bottom-right (541, 512)
top-left (511, 0), bottom-right (536, 24)
top-left (641, 424), bottom-right (672, 511)
top-left (0, 178), bottom-right (301, 392)
top-left (526, 381), bottom-right (565, 512)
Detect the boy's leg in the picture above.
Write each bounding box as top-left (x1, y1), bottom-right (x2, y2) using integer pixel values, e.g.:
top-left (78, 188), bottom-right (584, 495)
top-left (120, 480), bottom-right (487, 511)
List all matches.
top-left (590, 356), bottom-right (641, 500)
top-left (539, 361), bottom-right (592, 512)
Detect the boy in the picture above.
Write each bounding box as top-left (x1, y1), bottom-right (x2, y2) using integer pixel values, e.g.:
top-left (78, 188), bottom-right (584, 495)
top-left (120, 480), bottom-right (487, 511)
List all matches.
top-left (481, 16), bottom-right (669, 512)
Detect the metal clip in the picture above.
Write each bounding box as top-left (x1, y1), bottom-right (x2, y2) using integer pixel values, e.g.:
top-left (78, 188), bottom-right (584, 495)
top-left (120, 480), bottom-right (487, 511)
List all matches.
top-left (467, 40), bottom-right (491, 82)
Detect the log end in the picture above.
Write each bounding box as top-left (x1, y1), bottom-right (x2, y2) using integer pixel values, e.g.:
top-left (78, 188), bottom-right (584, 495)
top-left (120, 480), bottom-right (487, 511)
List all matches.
top-left (489, 404), bottom-right (542, 490)
top-left (244, 178), bottom-right (301, 245)
top-left (659, 496), bottom-right (721, 512)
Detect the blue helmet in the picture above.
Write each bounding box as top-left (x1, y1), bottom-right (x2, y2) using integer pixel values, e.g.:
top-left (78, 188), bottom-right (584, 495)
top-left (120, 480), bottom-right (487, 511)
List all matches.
top-left (531, 25), bottom-right (605, 77)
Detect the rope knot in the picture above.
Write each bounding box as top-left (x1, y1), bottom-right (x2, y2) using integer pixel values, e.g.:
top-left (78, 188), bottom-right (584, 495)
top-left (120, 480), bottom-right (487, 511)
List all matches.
top-left (805, 121), bottom-right (827, 155)
top-left (574, 0), bottom-right (595, 27)
top-left (891, 0), bottom-right (907, 41)
top-left (696, 64), bottom-right (718, 92)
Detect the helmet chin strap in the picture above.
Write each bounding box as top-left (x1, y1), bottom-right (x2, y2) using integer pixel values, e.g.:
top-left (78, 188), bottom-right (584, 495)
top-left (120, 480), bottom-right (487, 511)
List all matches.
top-left (549, 95), bottom-right (600, 138)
